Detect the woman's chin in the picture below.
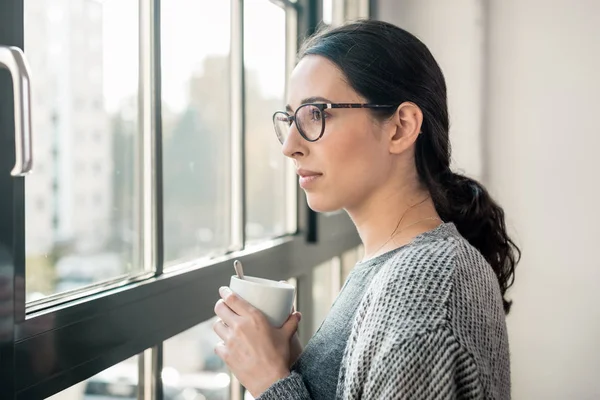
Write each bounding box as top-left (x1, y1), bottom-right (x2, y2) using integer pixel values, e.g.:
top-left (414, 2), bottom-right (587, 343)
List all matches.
top-left (305, 193), bottom-right (342, 213)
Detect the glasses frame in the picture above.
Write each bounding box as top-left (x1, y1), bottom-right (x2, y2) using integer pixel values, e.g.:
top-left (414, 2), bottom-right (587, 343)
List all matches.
top-left (273, 102), bottom-right (398, 143)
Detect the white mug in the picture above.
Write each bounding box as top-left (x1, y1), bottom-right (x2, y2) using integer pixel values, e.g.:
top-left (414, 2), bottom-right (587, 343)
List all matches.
top-left (229, 275), bottom-right (295, 328)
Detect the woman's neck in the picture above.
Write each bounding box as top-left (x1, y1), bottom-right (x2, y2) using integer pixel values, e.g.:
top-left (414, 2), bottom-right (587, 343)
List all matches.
top-left (347, 182), bottom-right (441, 262)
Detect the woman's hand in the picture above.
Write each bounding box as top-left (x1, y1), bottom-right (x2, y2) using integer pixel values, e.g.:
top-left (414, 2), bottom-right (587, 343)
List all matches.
top-left (289, 332), bottom-right (303, 368)
top-left (279, 280), bottom-right (304, 368)
top-left (213, 286), bottom-right (302, 397)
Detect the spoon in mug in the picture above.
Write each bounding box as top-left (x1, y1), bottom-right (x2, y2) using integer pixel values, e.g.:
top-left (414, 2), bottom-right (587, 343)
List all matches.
top-left (233, 260), bottom-right (245, 280)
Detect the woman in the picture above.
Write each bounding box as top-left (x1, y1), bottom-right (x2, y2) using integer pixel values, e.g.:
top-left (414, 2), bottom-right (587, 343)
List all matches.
top-left (213, 19), bottom-right (520, 399)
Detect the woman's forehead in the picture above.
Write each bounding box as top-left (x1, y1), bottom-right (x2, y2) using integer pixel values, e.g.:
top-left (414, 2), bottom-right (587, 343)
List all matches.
top-left (287, 55), bottom-right (360, 108)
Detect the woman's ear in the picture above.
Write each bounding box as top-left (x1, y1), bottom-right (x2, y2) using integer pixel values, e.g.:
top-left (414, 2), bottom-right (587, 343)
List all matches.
top-left (388, 102), bottom-right (423, 154)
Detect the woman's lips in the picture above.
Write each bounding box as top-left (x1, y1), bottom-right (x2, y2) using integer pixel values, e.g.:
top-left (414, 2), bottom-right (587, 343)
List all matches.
top-left (297, 169), bottom-right (323, 189)
top-left (299, 174), bottom-right (322, 188)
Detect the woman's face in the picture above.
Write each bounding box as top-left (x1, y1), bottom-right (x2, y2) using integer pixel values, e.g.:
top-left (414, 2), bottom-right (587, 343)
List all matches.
top-left (282, 55), bottom-right (396, 213)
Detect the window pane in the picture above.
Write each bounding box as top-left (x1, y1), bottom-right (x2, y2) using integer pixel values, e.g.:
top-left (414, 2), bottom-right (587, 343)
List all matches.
top-left (163, 318), bottom-right (232, 400)
top-left (161, 0), bottom-right (232, 265)
top-left (341, 246), bottom-right (362, 282)
top-left (344, 0), bottom-right (370, 20)
top-left (312, 257), bottom-right (341, 335)
top-left (323, 0), bottom-right (333, 24)
top-left (46, 355), bottom-right (138, 400)
top-left (244, 0), bottom-right (289, 242)
top-left (25, 0), bottom-right (141, 300)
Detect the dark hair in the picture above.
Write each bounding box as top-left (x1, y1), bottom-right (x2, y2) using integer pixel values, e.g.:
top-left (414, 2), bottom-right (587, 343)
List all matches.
top-left (300, 20), bottom-right (521, 313)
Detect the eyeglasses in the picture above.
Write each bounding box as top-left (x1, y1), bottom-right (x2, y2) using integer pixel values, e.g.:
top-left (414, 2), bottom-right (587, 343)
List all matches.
top-left (272, 103), bottom-right (398, 144)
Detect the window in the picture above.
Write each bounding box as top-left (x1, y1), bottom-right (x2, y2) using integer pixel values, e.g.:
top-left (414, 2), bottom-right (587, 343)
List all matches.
top-left (86, 1), bottom-right (102, 23)
top-left (23, 0), bottom-right (142, 300)
top-left (163, 319), bottom-right (231, 399)
top-left (93, 193), bottom-right (102, 206)
top-left (341, 245), bottom-right (363, 282)
top-left (46, 356), bottom-right (139, 400)
top-left (323, 0), bottom-right (370, 26)
top-left (93, 98), bottom-right (103, 110)
top-left (0, 1), bottom-right (365, 399)
top-left (244, 0), bottom-right (295, 243)
top-left (36, 197), bottom-right (45, 211)
top-left (323, 0), bottom-right (333, 24)
top-left (312, 257), bottom-right (341, 334)
top-left (161, 0), bottom-right (233, 265)
top-left (343, 0), bottom-right (370, 21)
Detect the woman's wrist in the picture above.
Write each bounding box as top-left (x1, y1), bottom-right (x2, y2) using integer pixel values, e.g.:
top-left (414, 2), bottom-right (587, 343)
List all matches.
top-left (251, 368), bottom-right (292, 398)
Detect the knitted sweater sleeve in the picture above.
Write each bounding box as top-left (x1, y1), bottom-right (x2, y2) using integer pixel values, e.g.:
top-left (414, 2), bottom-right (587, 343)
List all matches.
top-left (339, 324), bottom-right (485, 399)
top-left (336, 250), bottom-right (486, 400)
top-left (256, 372), bottom-right (312, 400)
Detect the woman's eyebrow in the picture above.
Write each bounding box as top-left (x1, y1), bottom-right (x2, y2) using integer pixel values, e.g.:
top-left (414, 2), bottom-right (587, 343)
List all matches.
top-left (286, 96), bottom-right (334, 112)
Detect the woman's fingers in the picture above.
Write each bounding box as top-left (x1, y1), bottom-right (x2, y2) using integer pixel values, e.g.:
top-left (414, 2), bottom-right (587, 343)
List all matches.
top-left (219, 287), bottom-right (258, 318)
top-left (214, 340), bottom-right (228, 361)
top-left (213, 318), bottom-right (229, 342)
top-left (214, 298), bottom-right (239, 327)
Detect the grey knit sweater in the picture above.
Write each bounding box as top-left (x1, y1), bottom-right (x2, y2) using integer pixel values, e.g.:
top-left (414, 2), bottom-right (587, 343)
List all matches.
top-left (258, 223), bottom-right (510, 399)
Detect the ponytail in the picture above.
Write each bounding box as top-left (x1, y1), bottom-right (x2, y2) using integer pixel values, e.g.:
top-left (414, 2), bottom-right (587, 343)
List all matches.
top-left (416, 139), bottom-right (521, 313)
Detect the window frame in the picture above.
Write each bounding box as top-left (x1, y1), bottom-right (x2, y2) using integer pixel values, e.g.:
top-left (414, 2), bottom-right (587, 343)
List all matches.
top-left (0, 0), bottom-right (362, 399)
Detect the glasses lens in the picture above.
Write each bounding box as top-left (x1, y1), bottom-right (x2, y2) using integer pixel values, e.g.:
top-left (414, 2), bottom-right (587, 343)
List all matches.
top-left (273, 112), bottom-right (292, 144)
top-left (296, 104), bottom-right (324, 141)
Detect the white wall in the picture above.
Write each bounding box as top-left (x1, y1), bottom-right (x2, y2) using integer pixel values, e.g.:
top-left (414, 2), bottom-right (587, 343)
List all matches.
top-left (486, 1), bottom-right (600, 398)
top-left (377, 1), bottom-right (600, 398)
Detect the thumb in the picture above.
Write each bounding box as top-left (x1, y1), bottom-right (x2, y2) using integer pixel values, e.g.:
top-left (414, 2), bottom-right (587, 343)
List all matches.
top-left (281, 311), bottom-right (301, 339)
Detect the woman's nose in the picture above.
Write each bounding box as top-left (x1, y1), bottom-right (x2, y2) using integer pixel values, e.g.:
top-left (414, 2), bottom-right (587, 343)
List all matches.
top-left (282, 123), bottom-right (306, 159)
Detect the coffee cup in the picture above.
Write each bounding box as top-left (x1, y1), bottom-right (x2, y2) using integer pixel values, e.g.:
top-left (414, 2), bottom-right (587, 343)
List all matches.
top-left (229, 275), bottom-right (295, 328)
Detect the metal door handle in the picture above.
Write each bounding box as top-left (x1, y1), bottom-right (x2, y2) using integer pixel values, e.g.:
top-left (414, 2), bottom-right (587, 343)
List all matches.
top-left (0, 46), bottom-right (33, 176)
